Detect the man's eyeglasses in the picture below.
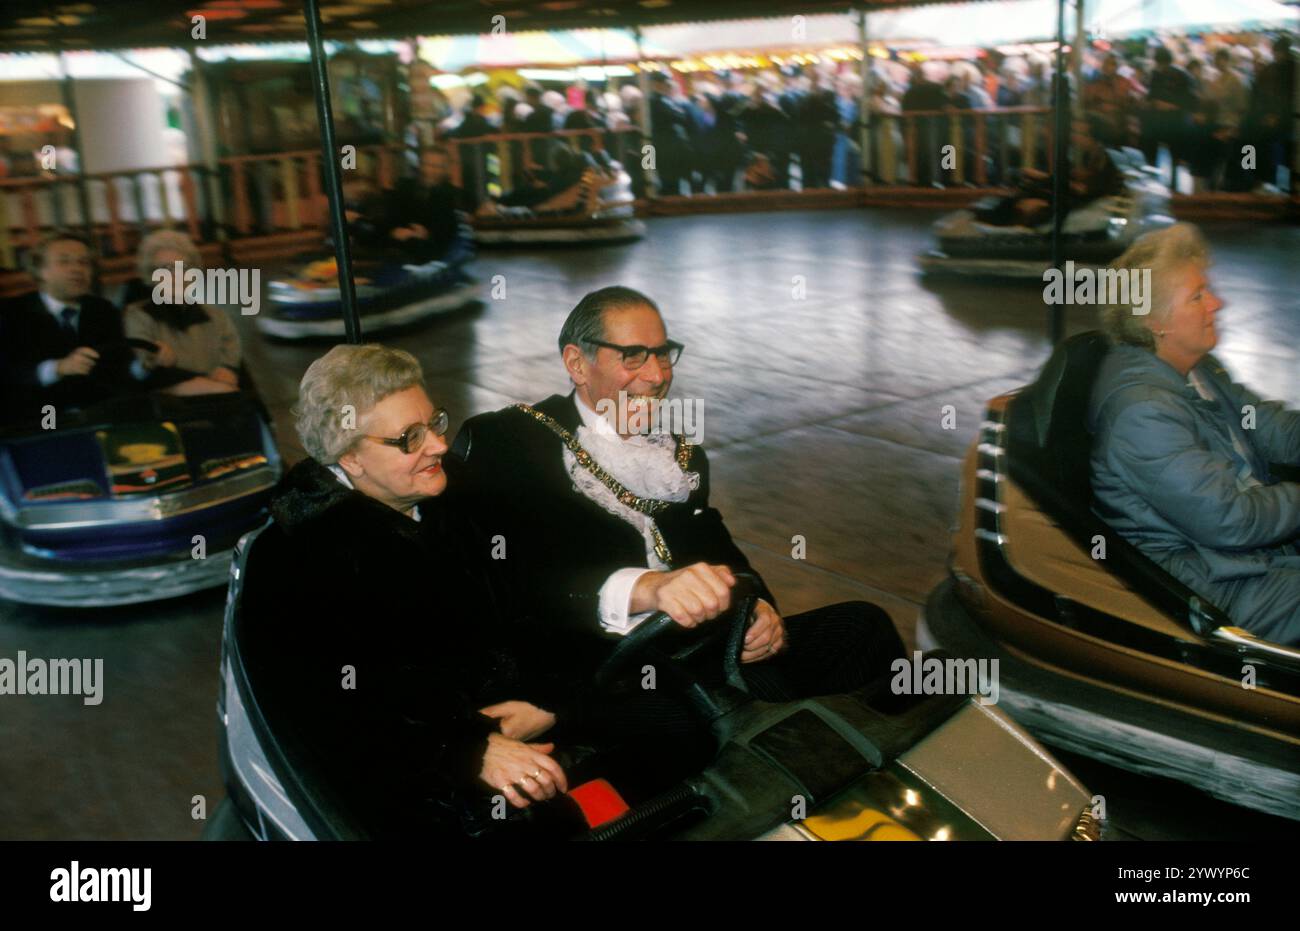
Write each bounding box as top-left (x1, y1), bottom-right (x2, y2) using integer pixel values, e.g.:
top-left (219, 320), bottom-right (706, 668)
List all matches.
top-left (585, 339), bottom-right (684, 370)
top-left (363, 409), bottom-right (450, 454)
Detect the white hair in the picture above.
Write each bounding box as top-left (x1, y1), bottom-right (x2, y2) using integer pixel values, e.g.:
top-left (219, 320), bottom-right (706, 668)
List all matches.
top-left (1102, 223), bottom-right (1211, 350)
top-left (137, 229), bottom-right (202, 281)
top-left (293, 344), bottom-right (425, 463)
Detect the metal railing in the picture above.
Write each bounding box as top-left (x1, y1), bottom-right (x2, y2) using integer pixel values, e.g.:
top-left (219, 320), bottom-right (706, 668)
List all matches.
top-left (0, 164), bottom-right (213, 269)
top-left (0, 107), bottom-right (1291, 280)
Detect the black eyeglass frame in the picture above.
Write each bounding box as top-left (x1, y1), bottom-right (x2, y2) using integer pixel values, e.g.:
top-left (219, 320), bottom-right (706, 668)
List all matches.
top-left (584, 338), bottom-right (685, 369)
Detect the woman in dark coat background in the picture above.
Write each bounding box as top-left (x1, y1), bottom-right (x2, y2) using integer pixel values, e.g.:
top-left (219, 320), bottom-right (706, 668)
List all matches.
top-left (239, 344), bottom-right (573, 838)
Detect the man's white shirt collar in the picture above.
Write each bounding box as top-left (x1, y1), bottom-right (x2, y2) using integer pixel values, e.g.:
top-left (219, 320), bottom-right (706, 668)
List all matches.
top-left (574, 391), bottom-right (649, 445)
top-left (40, 291), bottom-right (77, 318)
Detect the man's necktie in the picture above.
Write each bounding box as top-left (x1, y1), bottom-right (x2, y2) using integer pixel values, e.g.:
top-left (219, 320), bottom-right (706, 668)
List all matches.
top-left (59, 305), bottom-right (78, 337)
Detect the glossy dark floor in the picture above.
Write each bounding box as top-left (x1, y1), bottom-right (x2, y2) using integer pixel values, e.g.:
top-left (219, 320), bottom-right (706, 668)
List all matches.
top-left (2, 208), bottom-right (1297, 840)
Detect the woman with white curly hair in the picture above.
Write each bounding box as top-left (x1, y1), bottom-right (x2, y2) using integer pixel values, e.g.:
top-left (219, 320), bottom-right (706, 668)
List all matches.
top-left (240, 344), bottom-right (578, 836)
top-left (1089, 223), bottom-right (1300, 645)
top-left (124, 229), bottom-right (241, 395)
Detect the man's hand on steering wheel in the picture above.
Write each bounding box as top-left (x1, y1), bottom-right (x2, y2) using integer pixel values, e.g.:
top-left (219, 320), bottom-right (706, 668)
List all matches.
top-left (632, 562), bottom-right (736, 628)
top-left (740, 599), bottom-right (786, 664)
top-left (56, 346), bottom-right (99, 378)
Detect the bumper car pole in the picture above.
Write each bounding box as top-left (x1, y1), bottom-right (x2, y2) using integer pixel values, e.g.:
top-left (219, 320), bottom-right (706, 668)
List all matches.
top-left (1048, 0), bottom-right (1069, 346)
top-left (57, 51), bottom-right (96, 249)
top-left (303, 0), bottom-right (361, 345)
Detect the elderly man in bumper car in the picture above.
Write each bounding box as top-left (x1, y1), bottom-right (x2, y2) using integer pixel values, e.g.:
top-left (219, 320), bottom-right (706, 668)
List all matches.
top-left (0, 232), bottom-right (141, 421)
top-left (449, 287), bottom-right (906, 759)
top-left (1089, 224), bottom-right (1300, 646)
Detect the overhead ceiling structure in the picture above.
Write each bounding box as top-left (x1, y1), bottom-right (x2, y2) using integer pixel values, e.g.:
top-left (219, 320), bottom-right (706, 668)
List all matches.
top-left (0, 1), bottom-right (990, 52)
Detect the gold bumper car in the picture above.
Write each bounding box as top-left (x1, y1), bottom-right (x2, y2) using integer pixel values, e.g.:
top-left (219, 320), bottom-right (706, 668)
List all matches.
top-left (920, 331), bottom-right (1300, 820)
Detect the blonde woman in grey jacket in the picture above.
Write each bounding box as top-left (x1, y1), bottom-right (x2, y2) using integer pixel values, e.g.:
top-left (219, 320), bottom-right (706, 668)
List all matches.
top-left (125, 230), bottom-right (241, 396)
top-left (1089, 224), bottom-right (1300, 645)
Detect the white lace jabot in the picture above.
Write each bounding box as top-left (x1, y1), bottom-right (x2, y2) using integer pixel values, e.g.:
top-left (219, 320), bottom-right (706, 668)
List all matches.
top-left (566, 394), bottom-right (699, 569)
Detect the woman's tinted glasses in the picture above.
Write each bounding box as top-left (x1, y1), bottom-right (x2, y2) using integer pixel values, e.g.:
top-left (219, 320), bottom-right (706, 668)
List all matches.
top-left (363, 408), bottom-right (450, 454)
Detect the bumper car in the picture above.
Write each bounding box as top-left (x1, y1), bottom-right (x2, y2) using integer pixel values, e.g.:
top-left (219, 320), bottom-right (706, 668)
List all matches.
top-left (260, 226), bottom-right (481, 340)
top-left (205, 527), bottom-right (1100, 841)
top-left (919, 148), bottom-right (1175, 278)
top-left (0, 362), bottom-right (280, 607)
top-left (919, 331), bottom-right (1300, 821)
top-left (472, 157), bottom-right (645, 247)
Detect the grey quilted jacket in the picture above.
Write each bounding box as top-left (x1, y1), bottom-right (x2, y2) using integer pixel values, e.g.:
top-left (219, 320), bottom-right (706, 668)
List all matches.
top-left (1088, 343), bottom-right (1300, 639)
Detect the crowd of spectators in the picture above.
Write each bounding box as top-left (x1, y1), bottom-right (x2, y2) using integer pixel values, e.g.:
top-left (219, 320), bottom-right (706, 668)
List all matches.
top-left (427, 30), bottom-right (1295, 197)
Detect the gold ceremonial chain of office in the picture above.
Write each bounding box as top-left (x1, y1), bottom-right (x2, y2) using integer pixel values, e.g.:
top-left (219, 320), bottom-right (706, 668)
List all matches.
top-left (512, 402), bottom-right (695, 566)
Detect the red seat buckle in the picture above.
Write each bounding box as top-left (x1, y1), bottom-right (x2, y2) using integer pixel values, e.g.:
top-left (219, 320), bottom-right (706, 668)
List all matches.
top-left (567, 779), bottom-right (630, 828)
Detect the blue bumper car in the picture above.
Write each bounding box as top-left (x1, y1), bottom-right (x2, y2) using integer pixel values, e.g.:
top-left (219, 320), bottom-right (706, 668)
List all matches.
top-left (0, 389), bottom-right (280, 607)
top-left (260, 229), bottom-right (481, 340)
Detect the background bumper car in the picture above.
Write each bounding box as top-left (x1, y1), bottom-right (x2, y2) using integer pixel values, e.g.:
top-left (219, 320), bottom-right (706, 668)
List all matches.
top-left (0, 386), bottom-right (280, 608)
top-left (205, 531), bottom-right (1099, 841)
top-left (473, 159), bottom-right (645, 246)
top-left (919, 332), bottom-right (1300, 821)
top-left (260, 226), bottom-right (481, 340)
top-left (919, 148), bottom-right (1175, 278)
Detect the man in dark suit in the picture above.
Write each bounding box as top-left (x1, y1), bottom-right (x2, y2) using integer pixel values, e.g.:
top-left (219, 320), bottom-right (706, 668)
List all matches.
top-left (901, 61), bottom-right (948, 186)
top-left (449, 287), bottom-right (904, 765)
top-left (796, 70), bottom-right (841, 190)
top-left (382, 146), bottom-right (468, 262)
top-left (520, 83), bottom-right (556, 169)
top-left (448, 94), bottom-right (495, 210)
top-left (0, 232), bottom-right (137, 423)
top-left (648, 72), bottom-right (693, 196)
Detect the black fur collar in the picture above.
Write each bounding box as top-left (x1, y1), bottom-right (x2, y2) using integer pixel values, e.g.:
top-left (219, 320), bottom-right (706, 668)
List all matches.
top-left (270, 457), bottom-right (424, 541)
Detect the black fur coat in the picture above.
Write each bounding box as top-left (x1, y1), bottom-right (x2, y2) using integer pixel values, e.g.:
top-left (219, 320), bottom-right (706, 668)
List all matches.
top-left (239, 457), bottom-right (569, 838)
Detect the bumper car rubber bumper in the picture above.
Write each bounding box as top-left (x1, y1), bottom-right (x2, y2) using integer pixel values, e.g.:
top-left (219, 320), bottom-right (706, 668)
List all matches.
top-left (920, 579), bottom-right (1300, 822)
top-left (473, 216), bottom-right (645, 245)
top-left (0, 544), bottom-right (235, 607)
top-left (258, 279), bottom-right (482, 339)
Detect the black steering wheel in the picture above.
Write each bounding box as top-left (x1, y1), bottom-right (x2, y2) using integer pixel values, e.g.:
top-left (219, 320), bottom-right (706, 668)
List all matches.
top-left (53, 339), bottom-right (160, 384)
top-left (593, 572), bottom-right (764, 693)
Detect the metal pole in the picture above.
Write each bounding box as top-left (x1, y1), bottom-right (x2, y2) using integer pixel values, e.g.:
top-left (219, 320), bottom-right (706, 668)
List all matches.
top-left (633, 26), bottom-right (654, 198)
top-left (858, 6), bottom-right (874, 185)
top-left (187, 49), bottom-right (227, 235)
top-left (1049, 0), bottom-right (1069, 346)
top-left (303, 0), bottom-right (361, 344)
top-left (1072, 0), bottom-right (1086, 123)
top-left (57, 52), bottom-right (96, 245)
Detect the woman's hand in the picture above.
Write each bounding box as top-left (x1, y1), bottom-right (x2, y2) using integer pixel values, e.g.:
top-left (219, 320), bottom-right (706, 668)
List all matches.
top-left (479, 700), bottom-right (556, 741)
top-left (145, 342), bottom-right (177, 370)
top-left (478, 733), bottom-right (568, 809)
top-left (209, 365), bottom-right (239, 386)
